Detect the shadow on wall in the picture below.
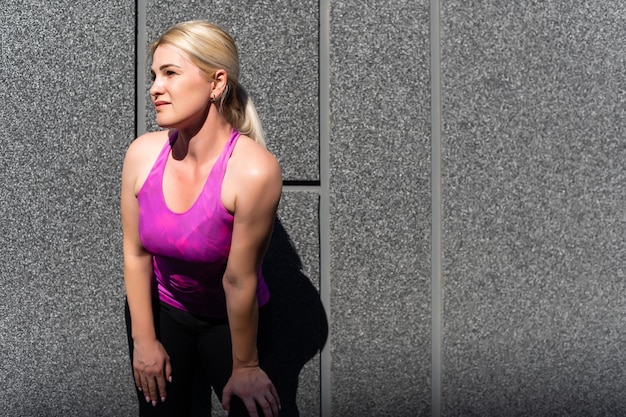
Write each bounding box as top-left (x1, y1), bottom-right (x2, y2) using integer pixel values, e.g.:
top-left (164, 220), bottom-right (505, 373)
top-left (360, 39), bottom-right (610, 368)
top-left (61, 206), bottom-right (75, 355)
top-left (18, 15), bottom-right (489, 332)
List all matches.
top-left (262, 217), bottom-right (329, 417)
top-left (189, 217), bottom-right (328, 416)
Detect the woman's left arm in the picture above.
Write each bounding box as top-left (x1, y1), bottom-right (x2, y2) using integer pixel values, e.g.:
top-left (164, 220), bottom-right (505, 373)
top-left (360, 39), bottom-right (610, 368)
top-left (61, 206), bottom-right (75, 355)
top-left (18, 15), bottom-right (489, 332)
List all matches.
top-left (221, 143), bottom-right (282, 417)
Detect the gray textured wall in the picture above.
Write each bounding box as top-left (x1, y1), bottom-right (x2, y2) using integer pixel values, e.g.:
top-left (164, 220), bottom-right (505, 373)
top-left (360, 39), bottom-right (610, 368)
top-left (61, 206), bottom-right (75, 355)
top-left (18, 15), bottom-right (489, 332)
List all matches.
top-left (1, 1), bottom-right (625, 417)
top-left (329, 0), bottom-right (432, 416)
top-left (441, 1), bottom-right (626, 416)
top-left (0, 1), bottom-right (136, 416)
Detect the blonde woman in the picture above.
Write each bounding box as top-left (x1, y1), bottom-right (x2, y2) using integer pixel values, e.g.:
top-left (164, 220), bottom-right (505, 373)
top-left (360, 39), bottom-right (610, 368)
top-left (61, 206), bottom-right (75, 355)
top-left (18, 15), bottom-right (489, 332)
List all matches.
top-left (121, 21), bottom-right (282, 416)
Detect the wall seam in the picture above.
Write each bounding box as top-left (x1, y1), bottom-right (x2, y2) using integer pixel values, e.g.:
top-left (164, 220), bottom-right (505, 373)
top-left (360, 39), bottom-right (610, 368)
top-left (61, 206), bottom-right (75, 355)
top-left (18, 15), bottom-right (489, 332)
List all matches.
top-left (430, 0), bottom-right (443, 415)
top-left (135, 0), bottom-right (147, 138)
top-left (319, 0), bottom-right (332, 415)
top-left (283, 185), bottom-right (322, 193)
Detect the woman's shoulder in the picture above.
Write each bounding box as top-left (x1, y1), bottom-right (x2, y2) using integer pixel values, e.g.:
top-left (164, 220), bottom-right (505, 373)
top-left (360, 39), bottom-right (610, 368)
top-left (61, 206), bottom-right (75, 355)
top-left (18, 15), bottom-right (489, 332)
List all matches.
top-left (122, 130), bottom-right (171, 190)
top-left (231, 134), bottom-right (281, 182)
top-left (222, 134), bottom-right (282, 213)
top-left (126, 130), bottom-right (170, 157)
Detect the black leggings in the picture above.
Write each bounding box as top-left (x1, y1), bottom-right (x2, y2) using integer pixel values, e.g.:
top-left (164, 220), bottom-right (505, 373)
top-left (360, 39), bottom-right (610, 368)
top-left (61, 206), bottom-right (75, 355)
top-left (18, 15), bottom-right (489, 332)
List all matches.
top-left (125, 299), bottom-right (278, 417)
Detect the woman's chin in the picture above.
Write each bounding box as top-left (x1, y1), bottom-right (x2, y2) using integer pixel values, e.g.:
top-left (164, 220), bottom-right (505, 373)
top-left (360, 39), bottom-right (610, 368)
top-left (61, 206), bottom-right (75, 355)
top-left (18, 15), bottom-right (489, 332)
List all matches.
top-left (155, 118), bottom-right (176, 129)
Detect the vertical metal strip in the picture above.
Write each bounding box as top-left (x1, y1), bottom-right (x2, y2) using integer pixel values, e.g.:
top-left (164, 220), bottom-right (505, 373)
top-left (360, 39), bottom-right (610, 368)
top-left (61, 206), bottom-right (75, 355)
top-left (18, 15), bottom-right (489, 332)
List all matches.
top-left (135, 0), bottom-right (147, 138)
top-left (430, 0), bottom-right (443, 415)
top-left (319, 0), bottom-right (332, 415)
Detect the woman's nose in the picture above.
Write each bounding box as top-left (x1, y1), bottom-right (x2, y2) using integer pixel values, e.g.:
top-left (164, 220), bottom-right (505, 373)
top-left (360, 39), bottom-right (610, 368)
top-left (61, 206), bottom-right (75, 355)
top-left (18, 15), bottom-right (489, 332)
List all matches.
top-left (149, 79), bottom-right (162, 98)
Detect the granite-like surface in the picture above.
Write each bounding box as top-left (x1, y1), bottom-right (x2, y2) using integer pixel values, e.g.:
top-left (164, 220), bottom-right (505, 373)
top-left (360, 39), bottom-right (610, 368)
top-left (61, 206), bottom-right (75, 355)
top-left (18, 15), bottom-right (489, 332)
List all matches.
top-left (0, 1), bottom-right (136, 416)
top-left (330, 1), bottom-right (432, 416)
top-left (442, 1), bottom-right (626, 415)
top-left (143, 0), bottom-right (320, 182)
top-left (271, 191), bottom-right (324, 417)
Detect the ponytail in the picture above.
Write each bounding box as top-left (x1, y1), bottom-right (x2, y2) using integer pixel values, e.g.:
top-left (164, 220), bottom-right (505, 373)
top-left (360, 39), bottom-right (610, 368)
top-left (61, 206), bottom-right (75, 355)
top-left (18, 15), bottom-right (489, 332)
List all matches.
top-left (219, 81), bottom-right (266, 148)
top-left (239, 88), bottom-right (265, 148)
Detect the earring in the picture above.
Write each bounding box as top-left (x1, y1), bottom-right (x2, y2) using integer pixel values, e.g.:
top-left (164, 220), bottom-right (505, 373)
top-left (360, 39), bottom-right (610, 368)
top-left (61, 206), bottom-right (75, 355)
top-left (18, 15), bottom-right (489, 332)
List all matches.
top-left (210, 95), bottom-right (216, 103)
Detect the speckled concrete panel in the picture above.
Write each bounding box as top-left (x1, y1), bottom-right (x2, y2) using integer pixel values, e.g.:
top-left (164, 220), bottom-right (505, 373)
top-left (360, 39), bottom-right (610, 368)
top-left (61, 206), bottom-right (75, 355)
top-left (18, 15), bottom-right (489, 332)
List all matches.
top-left (330, 1), bottom-right (431, 416)
top-left (0, 1), bottom-right (136, 416)
top-left (270, 191), bottom-right (324, 417)
top-left (442, 2), bottom-right (626, 416)
top-left (142, 0), bottom-right (319, 181)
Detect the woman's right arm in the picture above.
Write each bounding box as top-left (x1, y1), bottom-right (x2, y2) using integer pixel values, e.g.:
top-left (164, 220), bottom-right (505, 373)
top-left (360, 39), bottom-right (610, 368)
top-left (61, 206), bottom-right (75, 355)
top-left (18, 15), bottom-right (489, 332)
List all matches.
top-left (121, 134), bottom-right (171, 406)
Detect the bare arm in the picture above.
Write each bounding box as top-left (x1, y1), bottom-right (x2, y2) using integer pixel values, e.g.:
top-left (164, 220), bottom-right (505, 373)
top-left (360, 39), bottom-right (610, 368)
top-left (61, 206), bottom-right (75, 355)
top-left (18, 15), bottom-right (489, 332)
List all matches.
top-left (121, 141), bottom-right (155, 343)
top-left (221, 139), bottom-right (282, 417)
top-left (121, 133), bottom-right (171, 406)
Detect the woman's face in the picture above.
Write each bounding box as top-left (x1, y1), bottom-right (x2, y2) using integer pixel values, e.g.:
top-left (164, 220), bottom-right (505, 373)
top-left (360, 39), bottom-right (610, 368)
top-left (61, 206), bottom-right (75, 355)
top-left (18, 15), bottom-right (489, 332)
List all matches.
top-left (149, 44), bottom-right (214, 129)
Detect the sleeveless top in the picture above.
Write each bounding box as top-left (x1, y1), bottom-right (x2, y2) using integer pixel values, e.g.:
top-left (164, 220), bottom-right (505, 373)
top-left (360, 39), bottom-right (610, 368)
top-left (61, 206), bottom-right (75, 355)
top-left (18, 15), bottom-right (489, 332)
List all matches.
top-left (137, 129), bottom-right (270, 319)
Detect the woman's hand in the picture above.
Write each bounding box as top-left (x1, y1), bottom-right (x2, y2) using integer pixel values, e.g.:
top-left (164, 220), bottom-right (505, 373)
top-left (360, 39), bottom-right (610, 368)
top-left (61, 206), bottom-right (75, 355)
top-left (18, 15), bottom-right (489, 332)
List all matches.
top-left (132, 339), bottom-right (172, 406)
top-left (222, 366), bottom-right (280, 417)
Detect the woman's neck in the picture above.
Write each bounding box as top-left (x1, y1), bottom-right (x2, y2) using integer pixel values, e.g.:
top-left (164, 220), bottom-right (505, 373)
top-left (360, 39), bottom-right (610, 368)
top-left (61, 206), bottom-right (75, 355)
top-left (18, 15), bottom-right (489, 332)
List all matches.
top-left (171, 111), bottom-right (232, 163)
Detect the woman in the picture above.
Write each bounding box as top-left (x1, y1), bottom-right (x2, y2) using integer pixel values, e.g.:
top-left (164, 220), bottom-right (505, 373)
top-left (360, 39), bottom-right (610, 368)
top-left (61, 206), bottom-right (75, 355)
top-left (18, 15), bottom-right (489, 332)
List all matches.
top-left (121, 21), bottom-right (282, 417)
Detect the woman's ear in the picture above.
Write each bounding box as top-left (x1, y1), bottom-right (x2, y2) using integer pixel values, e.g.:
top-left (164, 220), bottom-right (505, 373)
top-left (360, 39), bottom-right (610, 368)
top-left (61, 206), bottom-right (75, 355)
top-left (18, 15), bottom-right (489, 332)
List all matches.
top-left (212, 69), bottom-right (228, 100)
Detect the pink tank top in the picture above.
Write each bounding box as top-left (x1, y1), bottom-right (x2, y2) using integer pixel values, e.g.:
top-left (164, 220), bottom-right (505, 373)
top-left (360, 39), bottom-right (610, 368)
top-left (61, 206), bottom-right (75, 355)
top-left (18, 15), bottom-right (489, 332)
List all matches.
top-left (137, 129), bottom-right (270, 318)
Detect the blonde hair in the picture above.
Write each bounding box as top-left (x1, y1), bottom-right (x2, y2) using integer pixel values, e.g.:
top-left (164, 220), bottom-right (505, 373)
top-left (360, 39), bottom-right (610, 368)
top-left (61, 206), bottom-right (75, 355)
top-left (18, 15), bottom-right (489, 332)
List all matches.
top-left (152, 21), bottom-right (266, 147)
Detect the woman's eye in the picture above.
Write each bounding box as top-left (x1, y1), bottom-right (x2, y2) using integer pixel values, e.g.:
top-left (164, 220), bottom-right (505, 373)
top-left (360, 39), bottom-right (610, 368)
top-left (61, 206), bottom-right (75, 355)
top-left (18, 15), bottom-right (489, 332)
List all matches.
top-left (166, 71), bottom-right (176, 76)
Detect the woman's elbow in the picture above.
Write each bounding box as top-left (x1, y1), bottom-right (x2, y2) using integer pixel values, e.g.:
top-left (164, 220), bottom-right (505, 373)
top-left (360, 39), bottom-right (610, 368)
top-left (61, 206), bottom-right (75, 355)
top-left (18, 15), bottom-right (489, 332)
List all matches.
top-left (222, 271), bottom-right (257, 294)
